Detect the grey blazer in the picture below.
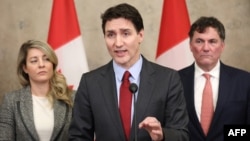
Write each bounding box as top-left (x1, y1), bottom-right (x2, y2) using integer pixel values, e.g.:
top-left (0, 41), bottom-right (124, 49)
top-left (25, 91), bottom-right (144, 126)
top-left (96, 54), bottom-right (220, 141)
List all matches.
top-left (0, 86), bottom-right (72, 141)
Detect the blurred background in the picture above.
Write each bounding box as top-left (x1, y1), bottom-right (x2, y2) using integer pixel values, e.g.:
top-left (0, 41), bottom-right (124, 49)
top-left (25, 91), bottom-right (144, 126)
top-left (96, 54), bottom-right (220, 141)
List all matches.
top-left (0, 0), bottom-right (249, 102)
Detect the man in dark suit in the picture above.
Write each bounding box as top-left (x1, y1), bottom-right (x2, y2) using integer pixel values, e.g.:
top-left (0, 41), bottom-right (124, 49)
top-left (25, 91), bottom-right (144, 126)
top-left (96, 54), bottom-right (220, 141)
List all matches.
top-left (179, 16), bottom-right (250, 141)
top-left (69, 3), bottom-right (189, 141)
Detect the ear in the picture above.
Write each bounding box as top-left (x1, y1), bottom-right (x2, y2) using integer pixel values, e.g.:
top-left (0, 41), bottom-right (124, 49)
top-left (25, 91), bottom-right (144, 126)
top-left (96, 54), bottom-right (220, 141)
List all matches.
top-left (138, 29), bottom-right (144, 43)
top-left (23, 65), bottom-right (28, 73)
top-left (221, 41), bottom-right (225, 51)
top-left (189, 40), bottom-right (193, 52)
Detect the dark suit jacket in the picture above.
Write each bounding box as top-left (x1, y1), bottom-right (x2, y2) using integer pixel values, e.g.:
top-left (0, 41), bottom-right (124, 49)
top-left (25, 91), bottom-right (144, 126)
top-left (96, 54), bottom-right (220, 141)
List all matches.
top-left (69, 57), bottom-right (189, 141)
top-left (0, 86), bottom-right (72, 141)
top-left (178, 62), bottom-right (250, 141)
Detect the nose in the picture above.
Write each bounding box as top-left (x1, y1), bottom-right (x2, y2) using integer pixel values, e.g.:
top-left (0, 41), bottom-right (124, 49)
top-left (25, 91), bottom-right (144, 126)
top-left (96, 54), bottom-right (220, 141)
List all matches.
top-left (115, 35), bottom-right (123, 47)
top-left (38, 59), bottom-right (45, 68)
top-left (202, 41), bottom-right (210, 51)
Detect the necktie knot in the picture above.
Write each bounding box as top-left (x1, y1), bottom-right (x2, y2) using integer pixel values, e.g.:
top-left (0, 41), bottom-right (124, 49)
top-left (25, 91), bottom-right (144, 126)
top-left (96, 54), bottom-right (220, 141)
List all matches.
top-left (122, 71), bottom-right (131, 88)
top-left (203, 73), bottom-right (211, 80)
top-left (123, 71), bottom-right (131, 81)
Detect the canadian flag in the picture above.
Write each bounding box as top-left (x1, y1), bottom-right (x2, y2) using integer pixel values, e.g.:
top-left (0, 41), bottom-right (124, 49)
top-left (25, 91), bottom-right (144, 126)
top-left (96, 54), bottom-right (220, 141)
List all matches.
top-left (156, 0), bottom-right (194, 70)
top-left (48, 0), bottom-right (89, 90)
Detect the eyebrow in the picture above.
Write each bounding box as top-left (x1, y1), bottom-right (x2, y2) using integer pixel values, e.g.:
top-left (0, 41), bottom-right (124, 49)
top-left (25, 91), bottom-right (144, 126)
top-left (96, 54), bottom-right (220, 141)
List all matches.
top-left (106, 28), bottom-right (131, 32)
top-left (28, 54), bottom-right (47, 59)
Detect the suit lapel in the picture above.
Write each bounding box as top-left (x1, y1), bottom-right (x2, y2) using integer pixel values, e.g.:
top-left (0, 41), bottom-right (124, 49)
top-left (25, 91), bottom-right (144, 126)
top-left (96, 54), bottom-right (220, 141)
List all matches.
top-left (129, 58), bottom-right (155, 140)
top-left (50, 100), bottom-right (68, 140)
top-left (208, 63), bottom-right (231, 134)
top-left (180, 65), bottom-right (205, 135)
top-left (135, 59), bottom-right (154, 123)
top-left (19, 86), bottom-right (39, 140)
top-left (98, 62), bottom-right (125, 140)
top-left (181, 65), bottom-right (200, 122)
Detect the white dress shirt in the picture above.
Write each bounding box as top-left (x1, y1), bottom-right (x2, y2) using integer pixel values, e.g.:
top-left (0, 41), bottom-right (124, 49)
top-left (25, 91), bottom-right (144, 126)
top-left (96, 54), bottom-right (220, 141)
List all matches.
top-left (194, 61), bottom-right (220, 121)
top-left (32, 95), bottom-right (54, 141)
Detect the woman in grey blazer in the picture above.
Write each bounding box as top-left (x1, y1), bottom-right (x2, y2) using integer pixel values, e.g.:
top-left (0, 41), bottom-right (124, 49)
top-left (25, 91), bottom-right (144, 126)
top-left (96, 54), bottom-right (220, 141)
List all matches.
top-left (0, 40), bottom-right (74, 141)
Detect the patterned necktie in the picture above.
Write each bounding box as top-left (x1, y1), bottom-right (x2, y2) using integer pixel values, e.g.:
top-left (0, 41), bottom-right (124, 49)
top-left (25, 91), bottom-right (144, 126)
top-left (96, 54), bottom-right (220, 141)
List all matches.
top-left (119, 71), bottom-right (132, 140)
top-left (200, 73), bottom-right (214, 136)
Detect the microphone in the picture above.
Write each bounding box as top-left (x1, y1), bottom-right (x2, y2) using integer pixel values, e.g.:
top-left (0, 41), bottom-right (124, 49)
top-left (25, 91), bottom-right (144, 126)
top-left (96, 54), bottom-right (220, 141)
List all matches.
top-left (129, 83), bottom-right (138, 94)
top-left (129, 83), bottom-right (138, 141)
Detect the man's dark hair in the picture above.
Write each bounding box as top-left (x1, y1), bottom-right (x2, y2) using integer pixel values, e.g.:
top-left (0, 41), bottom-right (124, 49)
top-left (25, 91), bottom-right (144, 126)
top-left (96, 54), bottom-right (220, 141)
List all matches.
top-left (101, 3), bottom-right (144, 34)
top-left (189, 16), bottom-right (225, 41)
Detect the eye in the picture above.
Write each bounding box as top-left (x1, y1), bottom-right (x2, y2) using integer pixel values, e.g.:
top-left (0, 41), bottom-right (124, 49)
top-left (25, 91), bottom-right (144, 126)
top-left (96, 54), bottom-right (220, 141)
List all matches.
top-left (106, 32), bottom-right (115, 38)
top-left (195, 39), bottom-right (204, 44)
top-left (122, 30), bottom-right (131, 37)
top-left (123, 32), bottom-right (129, 36)
top-left (44, 57), bottom-right (50, 62)
top-left (197, 39), bottom-right (201, 43)
top-left (30, 59), bottom-right (38, 63)
top-left (209, 39), bottom-right (217, 44)
top-left (208, 39), bottom-right (220, 47)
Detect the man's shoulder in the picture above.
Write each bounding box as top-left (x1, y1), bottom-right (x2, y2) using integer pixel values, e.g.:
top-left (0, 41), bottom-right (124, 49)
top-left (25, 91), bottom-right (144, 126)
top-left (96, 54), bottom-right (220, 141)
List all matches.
top-left (178, 64), bottom-right (194, 75)
top-left (82, 61), bottom-right (113, 79)
top-left (221, 63), bottom-right (250, 76)
top-left (145, 59), bottom-right (178, 72)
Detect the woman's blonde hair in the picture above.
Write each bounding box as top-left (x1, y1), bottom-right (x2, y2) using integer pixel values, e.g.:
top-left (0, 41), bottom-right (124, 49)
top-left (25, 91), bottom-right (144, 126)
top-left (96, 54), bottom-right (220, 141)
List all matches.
top-left (17, 40), bottom-right (73, 107)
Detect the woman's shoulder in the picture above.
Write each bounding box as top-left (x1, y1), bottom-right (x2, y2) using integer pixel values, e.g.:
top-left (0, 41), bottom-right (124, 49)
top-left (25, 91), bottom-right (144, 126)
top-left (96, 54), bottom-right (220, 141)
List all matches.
top-left (3, 86), bottom-right (31, 102)
top-left (71, 90), bottom-right (76, 101)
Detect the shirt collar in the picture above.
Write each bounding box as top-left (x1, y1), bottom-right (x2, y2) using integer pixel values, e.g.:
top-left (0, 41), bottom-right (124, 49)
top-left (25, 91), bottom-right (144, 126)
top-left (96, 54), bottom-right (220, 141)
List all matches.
top-left (194, 60), bottom-right (220, 78)
top-left (113, 55), bottom-right (143, 82)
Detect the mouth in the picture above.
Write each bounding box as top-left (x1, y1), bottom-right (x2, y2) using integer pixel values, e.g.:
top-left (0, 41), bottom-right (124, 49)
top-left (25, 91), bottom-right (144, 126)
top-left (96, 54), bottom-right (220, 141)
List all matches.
top-left (200, 54), bottom-right (212, 57)
top-left (38, 71), bottom-right (47, 75)
top-left (115, 50), bottom-right (127, 57)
